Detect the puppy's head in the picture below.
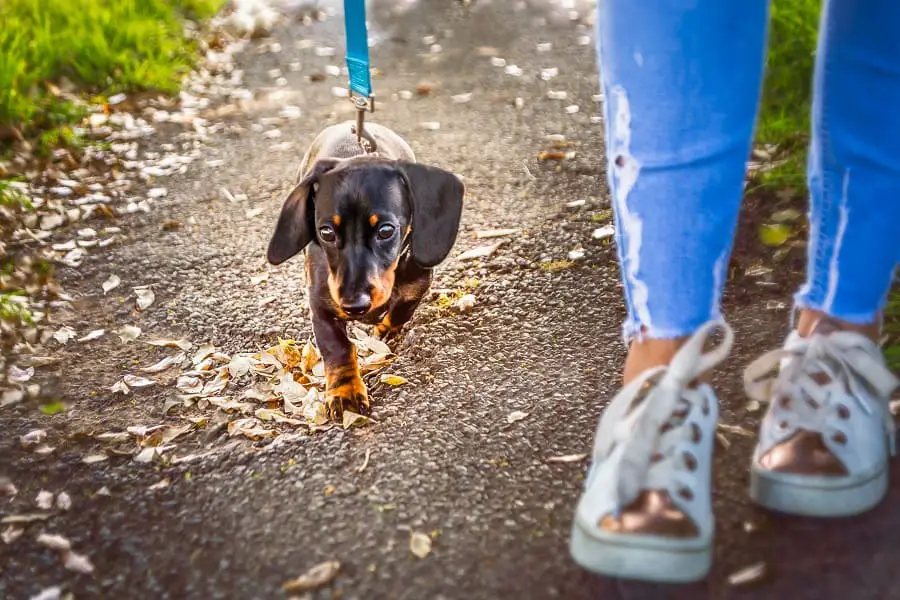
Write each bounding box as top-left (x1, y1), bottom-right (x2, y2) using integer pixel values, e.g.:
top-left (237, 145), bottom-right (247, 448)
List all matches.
top-left (267, 156), bottom-right (464, 318)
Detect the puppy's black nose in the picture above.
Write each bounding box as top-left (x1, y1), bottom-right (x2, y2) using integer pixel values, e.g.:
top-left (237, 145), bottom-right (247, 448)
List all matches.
top-left (341, 295), bottom-right (372, 317)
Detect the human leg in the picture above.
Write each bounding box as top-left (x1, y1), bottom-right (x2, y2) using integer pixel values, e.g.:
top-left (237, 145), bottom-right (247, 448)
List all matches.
top-left (748, 0), bottom-right (900, 517)
top-left (571, 0), bottom-right (770, 582)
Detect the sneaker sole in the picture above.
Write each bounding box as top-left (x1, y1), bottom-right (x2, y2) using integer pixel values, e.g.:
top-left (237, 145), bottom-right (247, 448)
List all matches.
top-left (569, 521), bottom-right (712, 583)
top-left (749, 464), bottom-right (888, 517)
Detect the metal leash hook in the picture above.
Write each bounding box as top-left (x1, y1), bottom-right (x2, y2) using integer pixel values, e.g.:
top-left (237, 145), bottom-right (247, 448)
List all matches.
top-left (349, 92), bottom-right (377, 154)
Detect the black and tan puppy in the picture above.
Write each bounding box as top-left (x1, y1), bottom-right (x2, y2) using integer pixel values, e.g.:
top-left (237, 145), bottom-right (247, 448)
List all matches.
top-left (267, 122), bottom-right (464, 420)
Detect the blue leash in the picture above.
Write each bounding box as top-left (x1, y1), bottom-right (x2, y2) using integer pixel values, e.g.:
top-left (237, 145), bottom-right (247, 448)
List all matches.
top-left (343, 0), bottom-right (376, 151)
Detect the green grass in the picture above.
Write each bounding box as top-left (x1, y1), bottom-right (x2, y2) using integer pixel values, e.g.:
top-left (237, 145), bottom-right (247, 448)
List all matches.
top-left (753, 0), bottom-right (820, 192)
top-left (887, 294), bottom-right (900, 370)
top-left (0, 0), bottom-right (224, 137)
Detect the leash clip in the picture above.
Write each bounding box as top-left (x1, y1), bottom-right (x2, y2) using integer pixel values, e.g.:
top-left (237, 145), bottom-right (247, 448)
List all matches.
top-left (349, 92), bottom-right (377, 154)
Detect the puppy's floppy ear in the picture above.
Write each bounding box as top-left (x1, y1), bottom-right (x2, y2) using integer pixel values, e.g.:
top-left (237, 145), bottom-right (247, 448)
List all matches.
top-left (397, 163), bottom-right (464, 268)
top-left (267, 158), bottom-right (340, 265)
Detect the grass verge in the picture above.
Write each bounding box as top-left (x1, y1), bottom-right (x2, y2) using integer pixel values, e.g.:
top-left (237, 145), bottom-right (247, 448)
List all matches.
top-left (0, 0), bottom-right (224, 387)
top-left (0, 0), bottom-right (224, 139)
top-left (754, 0), bottom-right (819, 193)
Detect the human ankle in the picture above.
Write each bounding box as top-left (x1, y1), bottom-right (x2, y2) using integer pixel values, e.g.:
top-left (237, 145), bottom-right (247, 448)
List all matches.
top-left (796, 309), bottom-right (880, 343)
top-left (623, 336), bottom-right (689, 385)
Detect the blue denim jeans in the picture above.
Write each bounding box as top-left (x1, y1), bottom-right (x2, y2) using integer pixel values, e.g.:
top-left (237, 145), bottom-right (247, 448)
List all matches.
top-left (597, 0), bottom-right (900, 342)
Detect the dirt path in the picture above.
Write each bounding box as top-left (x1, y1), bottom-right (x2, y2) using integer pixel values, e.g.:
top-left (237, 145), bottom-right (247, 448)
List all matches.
top-left (3, 1), bottom-right (900, 599)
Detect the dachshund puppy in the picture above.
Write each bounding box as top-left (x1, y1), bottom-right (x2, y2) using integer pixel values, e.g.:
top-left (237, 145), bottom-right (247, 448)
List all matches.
top-left (267, 122), bottom-right (464, 420)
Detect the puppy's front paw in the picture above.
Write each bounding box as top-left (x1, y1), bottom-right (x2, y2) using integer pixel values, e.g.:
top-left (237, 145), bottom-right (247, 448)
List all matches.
top-left (374, 316), bottom-right (404, 344)
top-left (324, 367), bottom-right (370, 422)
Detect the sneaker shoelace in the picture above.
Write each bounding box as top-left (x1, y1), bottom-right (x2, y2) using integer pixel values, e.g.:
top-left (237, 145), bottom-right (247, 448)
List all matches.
top-left (591, 321), bottom-right (734, 513)
top-left (744, 329), bottom-right (900, 457)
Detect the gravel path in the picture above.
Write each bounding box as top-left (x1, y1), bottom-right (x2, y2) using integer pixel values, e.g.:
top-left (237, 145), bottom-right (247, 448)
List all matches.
top-left (3, 1), bottom-right (899, 598)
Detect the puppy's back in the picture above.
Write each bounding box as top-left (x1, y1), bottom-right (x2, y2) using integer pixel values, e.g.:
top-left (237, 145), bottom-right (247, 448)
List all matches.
top-left (296, 121), bottom-right (416, 180)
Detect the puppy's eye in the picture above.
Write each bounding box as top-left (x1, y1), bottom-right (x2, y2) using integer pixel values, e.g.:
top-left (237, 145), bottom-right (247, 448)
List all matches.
top-left (319, 226), bottom-right (336, 243)
top-left (376, 223), bottom-right (396, 240)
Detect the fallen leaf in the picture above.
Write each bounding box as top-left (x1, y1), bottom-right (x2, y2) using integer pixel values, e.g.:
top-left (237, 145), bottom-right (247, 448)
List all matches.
top-left (102, 274), bottom-right (121, 294)
top-left (201, 370), bottom-right (229, 395)
top-left (134, 286), bottom-right (155, 310)
top-left (1, 526), bottom-right (23, 544)
top-left (161, 424), bottom-right (194, 444)
top-left (127, 425), bottom-right (164, 439)
top-left (64, 551), bottom-right (95, 574)
top-left (410, 531), bottom-right (432, 559)
top-left (547, 453), bottom-right (588, 463)
top-left (354, 332), bottom-right (392, 356)
top-left (82, 454), bottom-right (108, 465)
top-left (228, 418), bottom-right (275, 440)
top-left (358, 448), bottom-right (372, 472)
top-left (360, 352), bottom-right (396, 374)
top-left (78, 329), bottom-right (105, 342)
top-left (133, 447), bottom-right (160, 463)
top-left (718, 423), bottom-right (754, 437)
top-left (300, 341), bottom-right (320, 373)
top-left (342, 410), bottom-right (371, 429)
top-left (40, 402), bottom-right (65, 415)
top-left (266, 339), bottom-right (303, 370)
top-left (506, 411), bottom-right (529, 424)
top-left (228, 355), bottom-right (253, 378)
top-left (282, 560), bottom-right (341, 593)
top-left (1, 513), bottom-right (51, 525)
top-left (771, 208), bottom-right (802, 223)
top-left (111, 380), bottom-right (130, 395)
top-left (40, 213), bottom-right (65, 230)
top-left (592, 225), bottom-right (615, 240)
top-left (20, 429), bottom-right (47, 447)
top-left (148, 478), bottom-right (170, 491)
top-left (176, 375), bottom-right (203, 394)
top-left (242, 382), bottom-right (276, 403)
top-left (456, 294), bottom-right (476, 312)
top-left (123, 374), bottom-right (156, 388)
top-left (758, 223), bottom-right (792, 247)
top-left (56, 492), bottom-right (72, 511)
top-left (275, 371), bottom-right (306, 406)
top-left (37, 533), bottom-right (71, 552)
top-left (94, 431), bottom-right (131, 444)
top-left (728, 562), bottom-right (767, 586)
top-left (53, 326), bottom-right (77, 344)
top-left (538, 151), bottom-right (567, 161)
top-left (475, 228), bottom-right (519, 239)
top-left (9, 365), bottom-right (34, 383)
top-left (36, 490), bottom-right (54, 510)
top-left (380, 374), bottom-right (408, 386)
top-left (140, 352), bottom-right (185, 373)
top-left (117, 325), bottom-right (142, 342)
top-left (457, 242), bottom-right (503, 261)
top-left (192, 343), bottom-right (216, 366)
top-left (147, 338), bottom-right (193, 352)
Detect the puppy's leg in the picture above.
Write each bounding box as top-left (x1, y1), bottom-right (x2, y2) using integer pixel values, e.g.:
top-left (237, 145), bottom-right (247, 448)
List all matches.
top-left (374, 271), bottom-right (431, 343)
top-left (311, 308), bottom-right (369, 420)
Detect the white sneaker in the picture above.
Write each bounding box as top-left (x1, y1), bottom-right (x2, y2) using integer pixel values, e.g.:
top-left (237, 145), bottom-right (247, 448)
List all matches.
top-left (744, 318), bottom-right (899, 517)
top-left (570, 320), bottom-right (733, 583)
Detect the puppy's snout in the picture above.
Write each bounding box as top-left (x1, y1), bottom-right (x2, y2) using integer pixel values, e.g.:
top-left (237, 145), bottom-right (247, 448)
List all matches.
top-left (340, 294), bottom-right (372, 317)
